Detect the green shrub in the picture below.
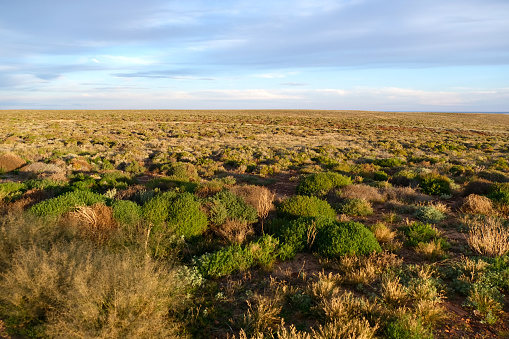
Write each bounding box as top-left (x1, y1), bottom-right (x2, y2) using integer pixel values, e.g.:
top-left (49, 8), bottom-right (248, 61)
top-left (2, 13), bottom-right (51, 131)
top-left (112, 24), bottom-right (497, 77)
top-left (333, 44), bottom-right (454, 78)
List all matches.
top-left (112, 200), bottom-right (142, 226)
top-left (314, 221), bottom-right (382, 258)
top-left (98, 171), bottom-right (132, 189)
top-left (29, 190), bottom-right (107, 216)
top-left (277, 195), bottom-right (336, 220)
top-left (373, 158), bottom-right (405, 168)
top-left (418, 173), bottom-right (451, 196)
top-left (487, 183), bottom-right (509, 204)
top-left (208, 190), bottom-right (258, 225)
top-left (337, 198), bottom-right (373, 216)
top-left (0, 182), bottom-right (26, 201)
top-left (195, 235), bottom-right (279, 278)
top-left (465, 283), bottom-right (504, 325)
top-left (276, 216), bottom-right (334, 260)
top-left (160, 162), bottom-right (199, 181)
top-left (385, 314), bottom-right (433, 339)
top-left (296, 172), bottom-right (352, 196)
top-left (374, 171), bottom-right (389, 181)
top-left (25, 179), bottom-right (67, 191)
top-left (146, 177), bottom-right (198, 193)
top-left (402, 222), bottom-right (448, 249)
top-left (143, 192), bottom-right (207, 239)
top-left (414, 206), bottom-right (446, 223)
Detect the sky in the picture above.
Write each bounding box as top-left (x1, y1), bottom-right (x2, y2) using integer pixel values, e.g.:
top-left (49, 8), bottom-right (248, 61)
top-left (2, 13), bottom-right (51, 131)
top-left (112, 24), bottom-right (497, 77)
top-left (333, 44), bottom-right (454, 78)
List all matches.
top-left (1, 0), bottom-right (508, 111)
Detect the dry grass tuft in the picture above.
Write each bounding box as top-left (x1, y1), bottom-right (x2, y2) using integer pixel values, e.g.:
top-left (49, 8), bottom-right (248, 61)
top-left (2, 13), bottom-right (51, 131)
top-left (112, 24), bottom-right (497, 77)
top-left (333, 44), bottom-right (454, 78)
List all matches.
top-left (231, 185), bottom-right (276, 220)
top-left (307, 271), bottom-right (341, 300)
top-left (243, 290), bottom-right (283, 335)
top-left (337, 252), bottom-right (403, 286)
top-left (383, 186), bottom-right (431, 203)
top-left (466, 216), bottom-right (509, 257)
top-left (461, 194), bottom-right (494, 215)
top-left (64, 204), bottom-right (117, 242)
top-left (339, 184), bottom-right (384, 202)
top-left (0, 153), bottom-right (26, 173)
top-left (212, 218), bottom-right (254, 244)
top-left (380, 274), bottom-right (407, 307)
top-left (463, 179), bottom-right (493, 196)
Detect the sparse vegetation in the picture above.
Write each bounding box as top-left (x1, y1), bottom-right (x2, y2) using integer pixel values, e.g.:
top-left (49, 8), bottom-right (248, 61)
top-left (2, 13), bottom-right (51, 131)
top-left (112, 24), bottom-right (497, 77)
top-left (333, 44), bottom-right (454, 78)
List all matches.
top-left (1, 109), bottom-right (509, 338)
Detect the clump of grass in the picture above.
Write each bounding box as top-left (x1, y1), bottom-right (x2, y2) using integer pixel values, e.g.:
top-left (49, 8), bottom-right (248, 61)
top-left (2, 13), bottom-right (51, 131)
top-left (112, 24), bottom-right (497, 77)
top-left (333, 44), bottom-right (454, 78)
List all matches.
top-left (465, 283), bottom-right (504, 325)
top-left (466, 216), bottom-right (509, 257)
top-left (64, 203), bottom-right (117, 243)
top-left (0, 242), bottom-right (188, 338)
top-left (414, 205), bottom-right (446, 223)
top-left (211, 218), bottom-right (254, 244)
top-left (231, 185), bottom-right (275, 223)
top-left (461, 194), bottom-right (495, 215)
top-left (339, 184), bottom-right (384, 202)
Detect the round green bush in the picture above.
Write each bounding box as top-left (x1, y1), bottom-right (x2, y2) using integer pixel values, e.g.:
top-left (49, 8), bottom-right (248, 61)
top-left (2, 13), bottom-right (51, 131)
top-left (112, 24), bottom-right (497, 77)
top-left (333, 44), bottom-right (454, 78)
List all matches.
top-left (488, 182), bottom-right (509, 204)
top-left (29, 190), bottom-right (107, 216)
top-left (338, 198), bottom-right (373, 216)
top-left (142, 192), bottom-right (208, 238)
top-left (314, 221), bottom-right (382, 258)
top-left (277, 195), bottom-right (336, 220)
top-left (112, 200), bottom-right (142, 226)
top-left (418, 173), bottom-right (451, 196)
top-left (414, 206), bottom-right (446, 223)
top-left (296, 172), bottom-right (352, 196)
top-left (208, 190), bottom-right (258, 224)
top-left (373, 158), bottom-right (405, 168)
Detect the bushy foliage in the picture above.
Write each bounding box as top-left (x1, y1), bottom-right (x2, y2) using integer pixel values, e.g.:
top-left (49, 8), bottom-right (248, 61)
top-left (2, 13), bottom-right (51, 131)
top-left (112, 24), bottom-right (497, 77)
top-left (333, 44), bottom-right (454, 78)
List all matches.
top-left (277, 195), bottom-right (336, 220)
top-left (112, 199), bottom-right (142, 226)
top-left (195, 235), bottom-right (279, 278)
top-left (418, 173), bottom-right (451, 196)
top-left (487, 182), bottom-right (509, 204)
top-left (276, 216), bottom-right (334, 260)
top-left (402, 222), bottom-right (448, 251)
top-left (0, 182), bottom-right (26, 201)
top-left (208, 190), bottom-right (258, 225)
top-left (296, 172), bottom-right (352, 196)
top-left (143, 192), bottom-right (208, 239)
top-left (337, 198), bottom-right (374, 216)
top-left (315, 221), bottom-right (382, 258)
top-left (29, 190), bottom-right (107, 216)
top-left (373, 158), bottom-right (405, 168)
top-left (160, 162), bottom-right (199, 181)
top-left (414, 206), bottom-right (446, 223)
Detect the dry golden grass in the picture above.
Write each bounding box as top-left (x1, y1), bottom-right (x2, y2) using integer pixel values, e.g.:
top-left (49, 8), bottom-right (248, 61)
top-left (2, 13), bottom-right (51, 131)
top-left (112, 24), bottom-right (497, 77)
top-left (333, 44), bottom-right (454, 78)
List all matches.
top-left (0, 153), bottom-right (26, 173)
top-left (370, 222), bottom-right (396, 243)
top-left (243, 290), bottom-right (283, 335)
top-left (380, 274), bottom-right (407, 307)
top-left (461, 194), bottom-right (495, 215)
top-left (307, 271), bottom-right (341, 300)
top-left (231, 185), bottom-right (275, 220)
top-left (339, 184), bottom-right (384, 202)
top-left (211, 218), bottom-right (254, 244)
top-left (64, 204), bottom-right (117, 243)
top-left (415, 240), bottom-right (446, 259)
top-left (466, 216), bottom-right (509, 257)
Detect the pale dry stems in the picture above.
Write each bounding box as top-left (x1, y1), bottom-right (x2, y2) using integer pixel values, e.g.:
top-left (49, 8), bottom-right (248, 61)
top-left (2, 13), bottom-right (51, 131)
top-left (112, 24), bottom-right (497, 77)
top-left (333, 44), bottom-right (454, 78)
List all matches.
top-left (466, 216), bottom-right (509, 257)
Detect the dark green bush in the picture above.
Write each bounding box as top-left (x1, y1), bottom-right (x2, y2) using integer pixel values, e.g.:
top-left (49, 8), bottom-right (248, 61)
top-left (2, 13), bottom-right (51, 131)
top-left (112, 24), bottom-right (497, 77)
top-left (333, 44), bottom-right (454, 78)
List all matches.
top-left (0, 182), bottom-right (26, 201)
top-left (402, 222), bottom-right (443, 247)
top-left (296, 172), bottom-right (352, 196)
top-left (373, 158), bottom-right (405, 168)
top-left (142, 191), bottom-right (178, 227)
top-left (195, 235), bottom-right (279, 278)
top-left (487, 183), bottom-right (509, 204)
top-left (208, 190), bottom-right (258, 225)
top-left (337, 198), bottom-right (373, 216)
top-left (112, 200), bottom-right (142, 226)
top-left (276, 216), bottom-right (334, 260)
top-left (160, 162), bottom-right (199, 181)
top-left (277, 195), bottom-right (336, 220)
top-left (374, 171), bottom-right (389, 181)
top-left (418, 173), bottom-right (451, 196)
top-left (314, 221), bottom-right (381, 258)
top-left (29, 190), bottom-right (107, 216)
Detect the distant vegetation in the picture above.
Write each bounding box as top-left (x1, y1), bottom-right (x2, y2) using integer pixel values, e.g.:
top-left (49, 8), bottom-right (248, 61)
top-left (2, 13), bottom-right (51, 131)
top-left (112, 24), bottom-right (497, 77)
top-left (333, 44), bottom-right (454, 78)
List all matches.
top-left (0, 109), bottom-right (509, 338)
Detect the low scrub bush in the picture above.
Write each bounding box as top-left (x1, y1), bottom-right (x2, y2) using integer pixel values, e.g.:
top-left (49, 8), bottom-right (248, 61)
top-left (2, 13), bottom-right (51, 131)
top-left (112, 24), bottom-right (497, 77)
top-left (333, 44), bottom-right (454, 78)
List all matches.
top-left (297, 172), bottom-right (352, 196)
top-left (487, 182), bottom-right (509, 204)
top-left (195, 235), bottom-right (279, 278)
top-left (465, 283), bottom-right (504, 325)
top-left (414, 206), bottom-right (446, 223)
top-left (315, 221), bottom-right (382, 258)
top-left (339, 184), bottom-right (384, 202)
top-left (160, 162), bottom-right (199, 181)
top-left (402, 222), bottom-right (449, 252)
top-left (460, 194), bottom-right (494, 215)
top-left (208, 190), bottom-right (258, 225)
top-left (112, 199), bottom-right (142, 226)
top-left (29, 190), bottom-right (107, 216)
top-left (0, 182), bottom-right (26, 202)
top-left (418, 173), bottom-right (452, 196)
top-left (277, 195), bottom-right (336, 220)
top-left (466, 216), bottom-right (509, 257)
top-left (337, 198), bottom-right (374, 216)
top-left (373, 157), bottom-right (405, 168)
top-left (143, 192), bottom-right (208, 239)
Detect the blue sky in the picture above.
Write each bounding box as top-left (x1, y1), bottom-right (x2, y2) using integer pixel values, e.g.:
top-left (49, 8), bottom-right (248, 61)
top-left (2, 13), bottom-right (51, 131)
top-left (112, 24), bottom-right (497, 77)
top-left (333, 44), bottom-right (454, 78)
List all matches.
top-left (1, 0), bottom-right (508, 111)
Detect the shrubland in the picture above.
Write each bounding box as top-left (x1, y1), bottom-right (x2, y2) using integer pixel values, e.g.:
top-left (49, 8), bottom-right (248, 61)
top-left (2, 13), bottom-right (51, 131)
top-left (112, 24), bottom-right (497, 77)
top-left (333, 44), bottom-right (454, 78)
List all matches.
top-left (0, 110), bottom-right (509, 338)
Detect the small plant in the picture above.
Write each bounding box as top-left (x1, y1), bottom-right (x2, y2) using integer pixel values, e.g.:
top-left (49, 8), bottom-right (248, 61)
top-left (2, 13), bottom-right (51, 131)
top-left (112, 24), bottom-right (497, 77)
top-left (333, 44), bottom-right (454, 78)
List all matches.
top-left (466, 216), bottom-right (509, 257)
top-left (315, 221), bottom-right (382, 258)
top-left (277, 195), bottom-right (336, 220)
top-left (418, 173), bottom-right (452, 196)
top-left (402, 222), bottom-right (449, 252)
top-left (296, 172), bottom-right (352, 196)
top-left (29, 190), bottom-right (107, 216)
top-left (337, 198), bottom-right (373, 216)
top-left (414, 205), bottom-right (446, 223)
top-left (465, 283), bottom-right (504, 325)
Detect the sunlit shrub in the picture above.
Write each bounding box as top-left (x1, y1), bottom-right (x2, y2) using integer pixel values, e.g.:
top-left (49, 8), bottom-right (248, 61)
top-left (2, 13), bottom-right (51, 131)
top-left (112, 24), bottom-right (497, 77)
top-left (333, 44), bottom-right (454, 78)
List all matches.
top-left (112, 199), bottom-right (142, 226)
top-left (277, 195), bottom-right (336, 220)
top-left (337, 198), bottom-right (374, 216)
top-left (297, 172), bottom-right (352, 196)
top-left (29, 190), bottom-right (107, 216)
top-left (418, 173), bottom-right (451, 196)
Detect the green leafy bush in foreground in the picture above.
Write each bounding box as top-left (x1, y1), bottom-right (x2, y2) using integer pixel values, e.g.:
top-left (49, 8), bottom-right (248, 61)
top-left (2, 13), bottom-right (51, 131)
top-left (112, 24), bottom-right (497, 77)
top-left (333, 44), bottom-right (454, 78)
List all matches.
top-left (418, 173), bottom-right (451, 196)
top-left (208, 190), bottom-right (258, 225)
top-left (143, 192), bottom-right (208, 239)
top-left (315, 221), bottom-right (382, 258)
top-left (297, 172), bottom-right (352, 196)
top-left (29, 190), bottom-right (106, 216)
top-left (112, 199), bottom-right (142, 226)
top-left (195, 235), bottom-right (279, 278)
